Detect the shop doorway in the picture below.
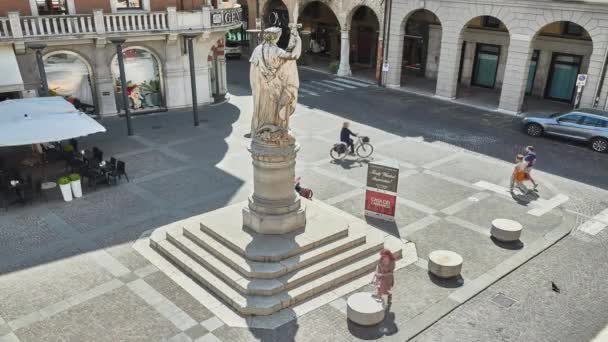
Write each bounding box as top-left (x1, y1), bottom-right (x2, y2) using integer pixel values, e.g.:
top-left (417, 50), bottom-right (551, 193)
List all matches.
top-left (545, 53), bottom-right (582, 103)
top-left (471, 44), bottom-right (501, 88)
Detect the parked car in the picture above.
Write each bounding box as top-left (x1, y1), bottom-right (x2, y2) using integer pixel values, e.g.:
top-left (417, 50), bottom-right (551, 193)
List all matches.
top-left (522, 108), bottom-right (608, 152)
top-left (224, 40), bottom-right (242, 59)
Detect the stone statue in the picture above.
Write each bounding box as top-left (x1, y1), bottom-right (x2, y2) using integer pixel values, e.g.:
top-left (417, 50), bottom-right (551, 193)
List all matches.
top-left (249, 24), bottom-right (302, 145)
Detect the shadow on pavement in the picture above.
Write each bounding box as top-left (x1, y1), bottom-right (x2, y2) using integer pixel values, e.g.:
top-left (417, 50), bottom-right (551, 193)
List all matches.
top-left (427, 272), bottom-right (465, 289)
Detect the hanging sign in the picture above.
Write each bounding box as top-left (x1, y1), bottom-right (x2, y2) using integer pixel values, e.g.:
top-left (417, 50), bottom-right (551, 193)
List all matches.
top-left (365, 160), bottom-right (399, 222)
top-left (577, 74), bottom-right (588, 87)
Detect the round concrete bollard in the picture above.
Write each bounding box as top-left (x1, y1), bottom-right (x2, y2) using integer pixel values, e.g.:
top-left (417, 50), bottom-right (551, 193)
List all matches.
top-left (491, 219), bottom-right (523, 242)
top-left (346, 292), bottom-right (385, 326)
top-left (428, 250), bottom-right (463, 278)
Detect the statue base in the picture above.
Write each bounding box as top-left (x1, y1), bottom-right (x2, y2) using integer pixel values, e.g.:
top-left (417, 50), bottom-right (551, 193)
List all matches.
top-left (243, 137), bottom-right (306, 234)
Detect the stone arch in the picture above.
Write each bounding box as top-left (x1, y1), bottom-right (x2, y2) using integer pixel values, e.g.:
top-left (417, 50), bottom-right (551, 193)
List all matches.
top-left (399, 4), bottom-right (445, 35)
top-left (43, 49), bottom-right (97, 112)
top-left (299, 0), bottom-right (343, 29)
top-left (344, 2), bottom-right (383, 30)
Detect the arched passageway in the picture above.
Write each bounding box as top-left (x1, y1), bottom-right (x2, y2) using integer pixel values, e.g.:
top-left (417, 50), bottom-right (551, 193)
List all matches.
top-left (400, 9), bottom-right (442, 94)
top-left (298, 1), bottom-right (341, 71)
top-left (349, 6), bottom-right (380, 80)
top-left (264, 0), bottom-right (290, 48)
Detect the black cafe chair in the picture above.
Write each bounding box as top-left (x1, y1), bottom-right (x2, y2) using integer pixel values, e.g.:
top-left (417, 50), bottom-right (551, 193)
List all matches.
top-left (108, 160), bottom-right (129, 184)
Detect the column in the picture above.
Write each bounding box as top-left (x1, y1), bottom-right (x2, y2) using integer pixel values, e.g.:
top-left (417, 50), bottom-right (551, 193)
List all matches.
top-left (385, 30), bottom-right (404, 88)
top-left (164, 40), bottom-right (187, 109)
top-left (498, 36), bottom-right (533, 114)
top-left (93, 45), bottom-right (118, 116)
top-left (459, 42), bottom-right (475, 86)
top-left (435, 31), bottom-right (463, 99)
top-left (375, 37), bottom-right (383, 82)
top-left (191, 37), bottom-right (212, 105)
top-left (337, 30), bottom-right (351, 77)
top-left (581, 44), bottom-right (607, 108)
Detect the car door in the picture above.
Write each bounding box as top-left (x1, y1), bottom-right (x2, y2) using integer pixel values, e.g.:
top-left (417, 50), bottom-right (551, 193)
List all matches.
top-left (547, 113), bottom-right (584, 138)
top-left (579, 115), bottom-right (607, 140)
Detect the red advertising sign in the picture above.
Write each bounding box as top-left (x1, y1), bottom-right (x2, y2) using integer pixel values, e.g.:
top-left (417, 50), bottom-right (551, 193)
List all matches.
top-left (365, 190), bottom-right (397, 221)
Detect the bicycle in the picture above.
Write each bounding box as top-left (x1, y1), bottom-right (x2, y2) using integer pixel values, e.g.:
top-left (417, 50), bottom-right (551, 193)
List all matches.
top-left (330, 136), bottom-right (374, 160)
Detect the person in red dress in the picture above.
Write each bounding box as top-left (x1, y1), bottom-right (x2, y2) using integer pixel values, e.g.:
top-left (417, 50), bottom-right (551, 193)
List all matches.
top-left (372, 249), bottom-right (396, 305)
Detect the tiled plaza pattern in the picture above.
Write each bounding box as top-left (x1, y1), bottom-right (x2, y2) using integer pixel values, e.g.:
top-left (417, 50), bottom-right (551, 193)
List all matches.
top-left (0, 88), bottom-right (600, 342)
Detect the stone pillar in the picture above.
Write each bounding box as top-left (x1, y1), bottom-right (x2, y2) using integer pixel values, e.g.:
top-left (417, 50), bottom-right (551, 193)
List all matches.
top-left (459, 42), bottom-right (475, 86)
top-left (385, 31), bottom-right (404, 88)
top-left (581, 43), bottom-right (607, 108)
top-left (94, 45), bottom-right (118, 116)
top-left (375, 37), bottom-right (383, 82)
top-left (498, 36), bottom-right (533, 114)
top-left (435, 31), bottom-right (463, 100)
top-left (93, 9), bottom-right (105, 34)
top-left (243, 140), bottom-right (306, 234)
top-left (193, 37), bottom-right (212, 105)
top-left (337, 30), bottom-right (352, 77)
top-left (164, 40), bottom-right (187, 109)
top-left (217, 55), bottom-right (228, 97)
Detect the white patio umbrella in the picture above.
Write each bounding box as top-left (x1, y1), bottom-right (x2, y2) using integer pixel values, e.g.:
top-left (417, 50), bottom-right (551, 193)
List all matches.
top-left (0, 97), bottom-right (106, 147)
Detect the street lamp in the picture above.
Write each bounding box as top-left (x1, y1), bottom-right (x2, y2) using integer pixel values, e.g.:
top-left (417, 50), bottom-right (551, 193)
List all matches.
top-left (182, 32), bottom-right (203, 126)
top-left (27, 43), bottom-right (49, 97)
top-left (109, 37), bottom-right (134, 136)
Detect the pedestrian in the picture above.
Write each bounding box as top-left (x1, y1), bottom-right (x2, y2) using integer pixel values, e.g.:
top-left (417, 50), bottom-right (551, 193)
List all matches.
top-left (523, 145), bottom-right (538, 191)
top-left (371, 249), bottom-right (396, 305)
top-left (510, 154), bottom-right (528, 194)
top-left (340, 122), bottom-right (357, 155)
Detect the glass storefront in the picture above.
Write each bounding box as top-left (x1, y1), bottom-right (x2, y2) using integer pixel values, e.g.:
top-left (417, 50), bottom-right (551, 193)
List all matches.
top-left (44, 52), bottom-right (96, 114)
top-left (111, 48), bottom-right (163, 111)
top-left (472, 44), bottom-right (500, 88)
top-left (545, 53), bottom-right (581, 103)
top-left (526, 50), bottom-right (540, 95)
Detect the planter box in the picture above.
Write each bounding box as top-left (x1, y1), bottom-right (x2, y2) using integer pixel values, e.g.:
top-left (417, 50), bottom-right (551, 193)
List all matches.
top-left (70, 179), bottom-right (82, 198)
top-left (59, 183), bottom-right (73, 202)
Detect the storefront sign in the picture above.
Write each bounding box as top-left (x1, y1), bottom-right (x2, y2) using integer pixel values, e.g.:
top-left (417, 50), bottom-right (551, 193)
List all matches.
top-left (211, 8), bottom-right (242, 26)
top-left (577, 74), bottom-right (588, 87)
top-left (365, 161), bottom-right (399, 221)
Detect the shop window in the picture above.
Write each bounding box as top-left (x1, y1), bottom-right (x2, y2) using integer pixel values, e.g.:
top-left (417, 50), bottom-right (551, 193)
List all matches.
top-left (483, 16), bottom-right (501, 29)
top-left (117, 0), bottom-right (143, 10)
top-left (111, 48), bottom-right (163, 111)
top-left (44, 52), bottom-right (96, 114)
top-left (563, 22), bottom-right (584, 36)
top-left (36, 0), bottom-right (68, 15)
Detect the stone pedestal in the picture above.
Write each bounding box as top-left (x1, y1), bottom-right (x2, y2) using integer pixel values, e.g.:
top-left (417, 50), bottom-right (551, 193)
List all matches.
top-left (347, 292), bottom-right (385, 326)
top-left (428, 250), bottom-right (463, 278)
top-left (491, 219), bottom-right (523, 242)
top-left (242, 138), bottom-right (306, 234)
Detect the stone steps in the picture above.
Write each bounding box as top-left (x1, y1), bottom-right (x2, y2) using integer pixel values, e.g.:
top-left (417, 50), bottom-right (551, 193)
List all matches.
top-left (166, 228), bottom-right (382, 296)
top-left (183, 225), bottom-right (367, 279)
top-left (152, 236), bottom-right (401, 316)
top-left (199, 220), bottom-right (349, 262)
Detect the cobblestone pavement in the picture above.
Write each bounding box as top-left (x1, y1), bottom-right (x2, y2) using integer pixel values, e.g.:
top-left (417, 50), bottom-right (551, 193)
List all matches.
top-left (0, 61), bottom-right (606, 342)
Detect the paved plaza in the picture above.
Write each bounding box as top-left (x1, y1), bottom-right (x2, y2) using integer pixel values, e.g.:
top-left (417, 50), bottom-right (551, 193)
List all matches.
top-left (0, 62), bottom-right (607, 341)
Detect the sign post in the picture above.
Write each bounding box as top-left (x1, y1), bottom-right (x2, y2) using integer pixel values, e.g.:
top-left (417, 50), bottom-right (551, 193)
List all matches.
top-left (575, 74), bottom-right (587, 108)
top-left (365, 161), bottom-right (399, 222)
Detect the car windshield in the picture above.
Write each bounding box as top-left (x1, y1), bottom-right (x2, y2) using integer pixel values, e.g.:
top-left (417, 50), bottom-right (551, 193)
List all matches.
top-left (549, 112), bottom-right (565, 118)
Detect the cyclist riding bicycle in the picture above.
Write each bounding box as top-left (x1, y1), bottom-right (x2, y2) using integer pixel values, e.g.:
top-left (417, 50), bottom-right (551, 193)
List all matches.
top-left (341, 122), bottom-right (357, 155)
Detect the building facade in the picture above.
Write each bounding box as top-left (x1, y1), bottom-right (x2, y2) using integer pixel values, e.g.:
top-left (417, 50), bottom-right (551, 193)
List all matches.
top-left (385, 0), bottom-right (608, 113)
top-left (0, 0), bottom-right (242, 116)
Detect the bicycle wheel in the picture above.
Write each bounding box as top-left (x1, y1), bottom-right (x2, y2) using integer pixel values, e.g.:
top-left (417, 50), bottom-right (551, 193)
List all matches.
top-left (356, 143), bottom-right (374, 158)
top-left (330, 147), bottom-right (347, 160)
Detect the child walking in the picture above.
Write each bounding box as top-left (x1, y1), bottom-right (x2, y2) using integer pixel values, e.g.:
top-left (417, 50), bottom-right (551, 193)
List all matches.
top-left (371, 249), bottom-right (396, 305)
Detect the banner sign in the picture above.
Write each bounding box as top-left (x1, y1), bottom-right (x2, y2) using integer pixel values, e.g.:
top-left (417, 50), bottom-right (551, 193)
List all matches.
top-left (365, 161), bottom-right (399, 221)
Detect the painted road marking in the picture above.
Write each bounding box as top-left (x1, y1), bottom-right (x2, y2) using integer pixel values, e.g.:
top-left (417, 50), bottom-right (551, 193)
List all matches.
top-left (324, 80), bottom-right (357, 89)
top-left (312, 80), bottom-right (345, 91)
top-left (298, 87), bottom-right (320, 96)
top-left (578, 208), bottom-right (608, 236)
top-left (334, 78), bottom-right (371, 87)
top-left (527, 194), bottom-right (569, 216)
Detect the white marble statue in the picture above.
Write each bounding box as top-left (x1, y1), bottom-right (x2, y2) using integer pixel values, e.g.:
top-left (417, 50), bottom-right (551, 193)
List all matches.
top-left (249, 24), bottom-right (302, 144)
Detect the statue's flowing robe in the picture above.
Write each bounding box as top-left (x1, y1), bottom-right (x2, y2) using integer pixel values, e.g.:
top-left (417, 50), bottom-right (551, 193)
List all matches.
top-left (249, 33), bottom-right (302, 135)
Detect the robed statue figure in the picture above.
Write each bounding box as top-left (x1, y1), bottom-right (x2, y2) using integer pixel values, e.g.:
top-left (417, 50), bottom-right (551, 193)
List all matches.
top-left (249, 24), bottom-right (302, 144)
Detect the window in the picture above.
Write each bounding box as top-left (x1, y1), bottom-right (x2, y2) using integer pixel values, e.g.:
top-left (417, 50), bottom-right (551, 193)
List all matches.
top-left (563, 22), bottom-right (583, 36)
top-left (117, 0), bottom-right (142, 10)
top-left (483, 16), bottom-right (501, 29)
top-left (558, 114), bottom-right (583, 124)
top-left (581, 116), bottom-right (607, 127)
top-left (36, 0), bottom-right (68, 15)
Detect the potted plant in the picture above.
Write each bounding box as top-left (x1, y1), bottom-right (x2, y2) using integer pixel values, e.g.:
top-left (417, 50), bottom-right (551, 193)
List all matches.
top-left (69, 173), bottom-right (82, 198)
top-left (58, 176), bottom-right (73, 202)
top-left (141, 79), bottom-right (161, 107)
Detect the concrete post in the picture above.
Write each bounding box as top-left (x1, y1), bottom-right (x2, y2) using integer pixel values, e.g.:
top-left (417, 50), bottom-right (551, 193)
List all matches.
top-left (93, 9), bottom-right (105, 34)
top-left (337, 30), bottom-right (352, 77)
top-left (435, 31), bottom-right (463, 100)
top-left (498, 36), bottom-right (533, 114)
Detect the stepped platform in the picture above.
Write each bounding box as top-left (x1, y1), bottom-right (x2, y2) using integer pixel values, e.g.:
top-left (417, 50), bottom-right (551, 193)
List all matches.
top-left (142, 198), bottom-right (413, 319)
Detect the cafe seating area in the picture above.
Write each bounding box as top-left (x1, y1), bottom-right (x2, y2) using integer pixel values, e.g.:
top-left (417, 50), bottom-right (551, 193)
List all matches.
top-left (0, 140), bottom-right (129, 211)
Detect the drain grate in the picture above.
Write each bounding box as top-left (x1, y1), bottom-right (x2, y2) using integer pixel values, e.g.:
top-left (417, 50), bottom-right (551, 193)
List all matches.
top-left (490, 293), bottom-right (516, 308)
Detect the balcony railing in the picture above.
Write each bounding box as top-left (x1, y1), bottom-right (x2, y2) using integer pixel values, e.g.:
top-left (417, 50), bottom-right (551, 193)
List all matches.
top-left (21, 14), bottom-right (95, 37)
top-left (0, 6), bottom-right (241, 41)
top-left (104, 12), bottom-right (167, 33)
